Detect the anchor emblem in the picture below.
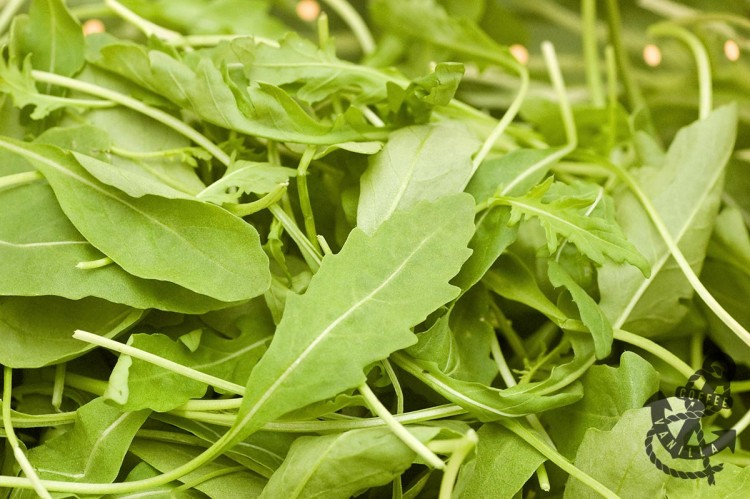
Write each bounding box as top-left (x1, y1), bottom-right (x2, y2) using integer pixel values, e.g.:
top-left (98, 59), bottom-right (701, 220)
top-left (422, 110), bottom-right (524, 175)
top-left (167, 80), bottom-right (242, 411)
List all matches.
top-left (644, 353), bottom-right (736, 485)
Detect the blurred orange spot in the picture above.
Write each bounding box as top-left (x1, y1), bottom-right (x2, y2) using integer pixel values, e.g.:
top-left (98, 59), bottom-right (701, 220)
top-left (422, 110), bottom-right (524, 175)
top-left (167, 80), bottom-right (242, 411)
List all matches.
top-left (509, 44), bottom-right (529, 65)
top-left (82, 19), bottom-right (105, 36)
top-left (643, 44), bottom-right (661, 67)
top-left (724, 39), bottom-right (740, 61)
top-left (296, 0), bottom-right (320, 22)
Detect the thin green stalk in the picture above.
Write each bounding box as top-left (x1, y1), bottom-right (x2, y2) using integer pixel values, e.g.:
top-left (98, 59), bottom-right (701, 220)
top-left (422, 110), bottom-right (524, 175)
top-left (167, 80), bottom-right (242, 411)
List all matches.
top-left (731, 408), bottom-right (750, 439)
top-left (320, 0), bottom-right (375, 55)
top-left (649, 23), bottom-right (712, 120)
top-left (605, 45), bottom-right (618, 151)
top-left (582, 0), bottom-right (605, 107)
top-left (731, 380), bottom-right (750, 393)
top-left (296, 145), bottom-right (322, 253)
top-left (0, 0), bottom-right (25, 37)
top-left (359, 382), bottom-right (444, 469)
top-left (167, 34), bottom-right (279, 48)
top-left (170, 404), bottom-right (468, 432)
top-left (135, 430), bottom-right (211, 448)
top-left (269, 203), bottom-right (322, 271)
top-left (76, 256), bottom-right (114, 270)
top-left (605, 0), bottom-right (646, 113)
top-left (175, 398), bottom-right (243, 412)
top-left (30, 71), bottom-right (231, 167)
top-left (382, 359), bottom-right (405, 414)
top-left (611, 327), bottom-right (693, 379)
top-left (318, 12), bottom-right (330, 50)
top-left (438, 430), bottom-right (477, 499)
top-left (690, 331), bottom-right (704, 371)
top-left (3, 367), bottom-right (52, 499)
top-left (0, 171), bottom-right (44, 190)
top-left (536, 464), bottom-right (551, 492)
top-left (601, 162), bottom-right (750, 349)
top-left (51, 364), bottom-right (66, 412)
top-left (0, 410), bottom-right (76, 428)
top-left (500, 419), bottom-right (619, 499)
top-left (104, 0), bottom-right (182, 41)
top-left (72, 330), bottom-right (245, 395)
top-left (471, 62), bottom-right (529, 174)
top-left (225, 184), bottom-right (288, 217)
top-left (64, 372), bottom-right (108, 396)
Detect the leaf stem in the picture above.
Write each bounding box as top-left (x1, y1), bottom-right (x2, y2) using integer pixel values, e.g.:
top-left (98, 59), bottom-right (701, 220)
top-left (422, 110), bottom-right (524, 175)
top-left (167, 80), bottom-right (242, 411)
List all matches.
top-left (608, 327), bottom-right (693, 379)
top-left (358, 382), bottom-right (445, 469)
top-left (64, 372), bottom-right (108, 396)
top-left (268, 203), bottom-right (322, 271)
top-left (382, 359), bottom-right (405, 414)
top-left (72, 330), bottom-right (245, 395)
top-left (438, 430), bottom-right (477, 499)
top-left (319, 0), bottom-right (375, 55)
top-left (296, 145), bottom-right (322, 253)
top-left (500, 419), bottom-right (619, 499)
top-left (30, 70), bottom-right (231, 167)
top-left (649, 23), bottom-right (712, 120)
top-left (0, 0), bottom-right (24, 37)
top-left (51, 364), bottom-right (66, 411)
top-left (471, 62), bottom-right (529, 173)
top-left (3, 367), bottom-right (52, 499)
top-left (0, 171), bottom-right (44, 190)
top-left (225, 184), bottom-right (288, 217)
top-left (104, 0), bottom-right (182, 41)
top-left (582, 0), bottom-right (605, 107)
top-left (174, 398), bottom-right (243, 412)
top-left (75, 256), bottom-right (114, 270)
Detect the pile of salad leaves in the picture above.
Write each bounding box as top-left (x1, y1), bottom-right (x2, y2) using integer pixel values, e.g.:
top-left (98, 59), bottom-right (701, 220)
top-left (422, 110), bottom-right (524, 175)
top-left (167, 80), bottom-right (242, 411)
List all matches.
top-left (0, 0), bottom-right (749, 497)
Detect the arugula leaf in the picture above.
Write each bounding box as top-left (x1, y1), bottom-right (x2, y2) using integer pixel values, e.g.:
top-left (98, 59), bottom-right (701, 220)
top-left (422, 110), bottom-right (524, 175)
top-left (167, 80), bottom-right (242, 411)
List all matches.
top-left (357, 121), bottom-right (479, 234)
top-left (0, 296), bottom-right (142, 368)
top-left (106, 327), bottom-right (271, 412)
top-left (496, 177), bottom-right (650, 274)
top-left (230, 195), bottom-right (474, 441)
top-left (0, 139), bottom-right (270, 302)
top-left (26, 398), bottom-right (149, 483)
top-left (197, 161), bottom-right (296, 204)
top-left (260, 427), bottom-right (440, 499)
top-left (598, 105), bottom-right (737, 336)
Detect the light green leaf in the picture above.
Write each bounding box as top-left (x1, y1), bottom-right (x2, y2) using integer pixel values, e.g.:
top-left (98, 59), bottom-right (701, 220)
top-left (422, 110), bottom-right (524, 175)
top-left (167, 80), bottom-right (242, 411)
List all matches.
top-left (0, 138), bottom-right (270, 302)
top-left (19, 0), bottom-right (85, 77)
top-left (0, 296), bottom-right (142, 368)
top-left (484, 253), bottom-right (566, 324)
top-left (598, 105), bottom-right (737, 336)
top-left (231, 194), bottom-right (475, 442)
top-left (357, 121), bottom-right (480, 234)
top-left (457, 423), bottom-right (545, 499)
top-left (197, 161), bottom-right (296, 204)
top-left (543, 352), bottom-right (659, 460)
top-left (548, 260), bottom-right (612, 359)
top-left (260, 427), bottom-right (440, 499)
top-left (453, 148), bottom-right (559, 293)
top-left (498, 178), bottom-right (650, 274)
top-left (26, 398), bottom-right (149, 483)
top-left (106, 327), bottom-right (272, 412)
top-left (129, 439), bottom-right (267, 497)
top-left (0, 179), bottom-right (237, 313)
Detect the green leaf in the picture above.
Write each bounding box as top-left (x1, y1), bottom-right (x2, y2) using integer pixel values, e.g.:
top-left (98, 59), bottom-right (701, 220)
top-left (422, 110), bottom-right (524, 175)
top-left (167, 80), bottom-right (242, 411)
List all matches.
top-left (260, 427), bottom-right (440, 499)
top-left (197, 161), bottom-right (296, 204)
top-left (0, 296), bottom-right (142, 368)
top-left (498, 178), bottom-right (650, 274)
top-left (484, 253), bottom-right (566, 324)
top-left (0, 138), bottom-right (270, 302)
top-left (548, 260), bottom-right (612, 359)
top-left (0, 179), bottom-right (237, 313)
top-left (230, 194), bottom-right (475, 442)
top-left (26, 398), bottom-right (149, 482)
top-left (565, 406), bottom-right (749, 498)
top-left (129, 439), bottom-right (267, 496)
top-left (453, 148), bottom-right (560, 293)
top-left (19, 0), bottom-right (85, 77)
top-left (357, 121), bottom-right (480, 234)
top-left (598, 105), bottom-right (737, 336)
top-left (236, 33), bottom-right (394, 105)
top-left (457, 423), bottom-right (545, 499)
top-left (106, 326), bottom-right (271, 412)
top-left (543, 352), bottom-right (659, 461)
top-left (87, 36), bottom-right (385, 145)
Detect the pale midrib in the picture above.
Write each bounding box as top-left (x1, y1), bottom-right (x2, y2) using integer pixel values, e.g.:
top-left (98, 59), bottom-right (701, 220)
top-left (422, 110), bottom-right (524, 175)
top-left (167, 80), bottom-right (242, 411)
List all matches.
top-left (237, 232), bottom-right (437, 430)
top-left (612, 171), bottom-right (724, 329)
top-left (254, 61), bottom-right (400, 83)
top-left (380, 128), bottom-right (435, 223)
top-left (0, 239), bottom-right (88, 248)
